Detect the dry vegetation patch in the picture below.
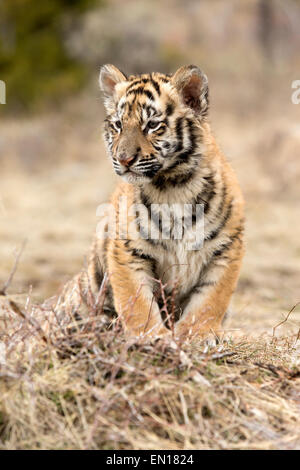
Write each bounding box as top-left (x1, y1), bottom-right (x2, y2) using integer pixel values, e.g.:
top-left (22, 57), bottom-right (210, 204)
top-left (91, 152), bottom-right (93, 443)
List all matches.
top-left (0, 294), bottom-right (299, 450)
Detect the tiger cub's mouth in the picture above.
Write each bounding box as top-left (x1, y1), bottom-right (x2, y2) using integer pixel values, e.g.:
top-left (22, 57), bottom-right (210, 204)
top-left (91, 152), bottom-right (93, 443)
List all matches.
top-left (121, 171), bottom-right (153, 183)
top-left (117, 165), bottom-right (162, 182)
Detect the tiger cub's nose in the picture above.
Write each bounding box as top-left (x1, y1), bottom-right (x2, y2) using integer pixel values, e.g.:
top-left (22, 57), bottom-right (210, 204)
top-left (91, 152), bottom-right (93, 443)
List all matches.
top-left (118, 153), bottom-right (137, 168)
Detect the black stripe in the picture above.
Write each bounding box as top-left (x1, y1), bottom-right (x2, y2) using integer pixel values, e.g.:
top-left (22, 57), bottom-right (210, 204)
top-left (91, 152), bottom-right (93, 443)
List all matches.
top-left (167, 119), bottom-right (197, 169)
top-left (140, 190), bottom-right (151, 211)
top-left (210, 226), bottom-right (244, 260)
top-left (152, 167), bottom-right (197, 189)
top-left (166, 102), bottom-right (174, 116)
top-left (180, 279), bottom-right (216, 306)
top-left (127, 86), bottom-right (145, 95)
top-left (190, 281), bottom-right (216, 296)
top-left (211, 184), bottom-right (227, 222)
top-left (186, 118), bottom-right (196, 154)
top-left (202, 88), bottom-right (209, 117)
top-left (175, 117), bottom-right (184, 152)
top-left (195, 175), bottom-right (216, 216)
top-left (144, 89), bottom-right (155, 101)
top-left (189, 225), bottom-right (244, 296)
top-left (108, 123), bottom-right (117, 132)
top-left (145, 105), bottom-right (158, 118)
top-left (126, 102), bottom-right (133, 114)
top-left (135, 160), bottom-right (157, 168)
top-left (167, 151), bottom-right (191, 170)
top-left (150, 75), bottom-right (161, 95)
top-left (151, 174), bottom-right (166, 189)
top-left (142, 166), bottom-right (162, 178)
top-left (129, 248), bottom-right (157, 274)
top-left (126, 79), bottom-right (143, 91)
top-left (127, 87), bottom-right (154, 101)
top-left (205, 200), bottom-right (233, 241)
top-left (174, 169), bottom-right (197, 185)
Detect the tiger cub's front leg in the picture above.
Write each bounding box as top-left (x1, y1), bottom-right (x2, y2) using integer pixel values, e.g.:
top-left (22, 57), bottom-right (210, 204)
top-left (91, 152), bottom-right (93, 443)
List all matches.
top-left (107, 239), bottom-right (168, 337)
top-left (175, 235), bottom-right (244, 340)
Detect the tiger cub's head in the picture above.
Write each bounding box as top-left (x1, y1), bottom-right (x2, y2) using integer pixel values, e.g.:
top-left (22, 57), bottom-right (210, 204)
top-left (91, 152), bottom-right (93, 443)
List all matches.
top-left (99, 64), bottom-right (209, 185)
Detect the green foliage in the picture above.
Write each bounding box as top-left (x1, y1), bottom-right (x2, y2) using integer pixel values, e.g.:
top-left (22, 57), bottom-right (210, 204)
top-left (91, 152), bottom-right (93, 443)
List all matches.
top-left (0, 0), bottom-right (98, 112)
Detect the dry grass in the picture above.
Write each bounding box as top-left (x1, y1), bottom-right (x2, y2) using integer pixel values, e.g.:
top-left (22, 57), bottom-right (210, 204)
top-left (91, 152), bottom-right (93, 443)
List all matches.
top-left (0, 286), bottom-right (299, 450)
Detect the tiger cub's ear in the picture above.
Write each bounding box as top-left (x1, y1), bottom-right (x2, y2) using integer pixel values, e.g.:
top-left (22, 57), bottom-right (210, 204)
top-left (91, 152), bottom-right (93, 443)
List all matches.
top-left (171, 65), bottom-right (209, 118)
top-left (99, 64), bottom-right (127, 110)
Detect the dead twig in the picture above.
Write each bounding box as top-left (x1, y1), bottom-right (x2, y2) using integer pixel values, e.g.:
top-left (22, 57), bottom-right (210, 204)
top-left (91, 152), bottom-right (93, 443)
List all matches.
top-left (254, 362), bottom-right (280, 378)
top-left (272, 302), bottom-right (300, 337)
top-left (210, 351), bottom-right (236, 361)
top-left (8, 299), bottom-right (49, 344)
top-left (0, 239), bottom-right (27, 296)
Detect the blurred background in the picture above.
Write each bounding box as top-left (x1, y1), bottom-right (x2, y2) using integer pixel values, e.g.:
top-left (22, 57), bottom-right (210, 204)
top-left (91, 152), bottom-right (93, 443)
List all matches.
top-left (0, 0), bottom-right (300, 335)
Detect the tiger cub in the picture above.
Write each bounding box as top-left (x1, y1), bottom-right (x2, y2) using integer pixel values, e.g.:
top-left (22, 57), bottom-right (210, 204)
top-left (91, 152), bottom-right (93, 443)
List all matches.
top-left (61, 64), bottom-right (245, 340)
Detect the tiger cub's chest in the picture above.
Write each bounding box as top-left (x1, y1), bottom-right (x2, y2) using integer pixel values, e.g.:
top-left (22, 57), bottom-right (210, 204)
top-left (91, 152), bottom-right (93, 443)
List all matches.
top-left (153, 243), bottom-right (204, 296)
top-left (134, 189), bottom-right (210, 295)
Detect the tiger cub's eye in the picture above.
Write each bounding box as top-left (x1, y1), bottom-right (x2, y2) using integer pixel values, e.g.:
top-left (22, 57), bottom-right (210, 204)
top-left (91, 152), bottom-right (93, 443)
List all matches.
top-left (114, 120), bottom-right (122, 131)
top-left (147, 121), bottom-right (161, 132)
